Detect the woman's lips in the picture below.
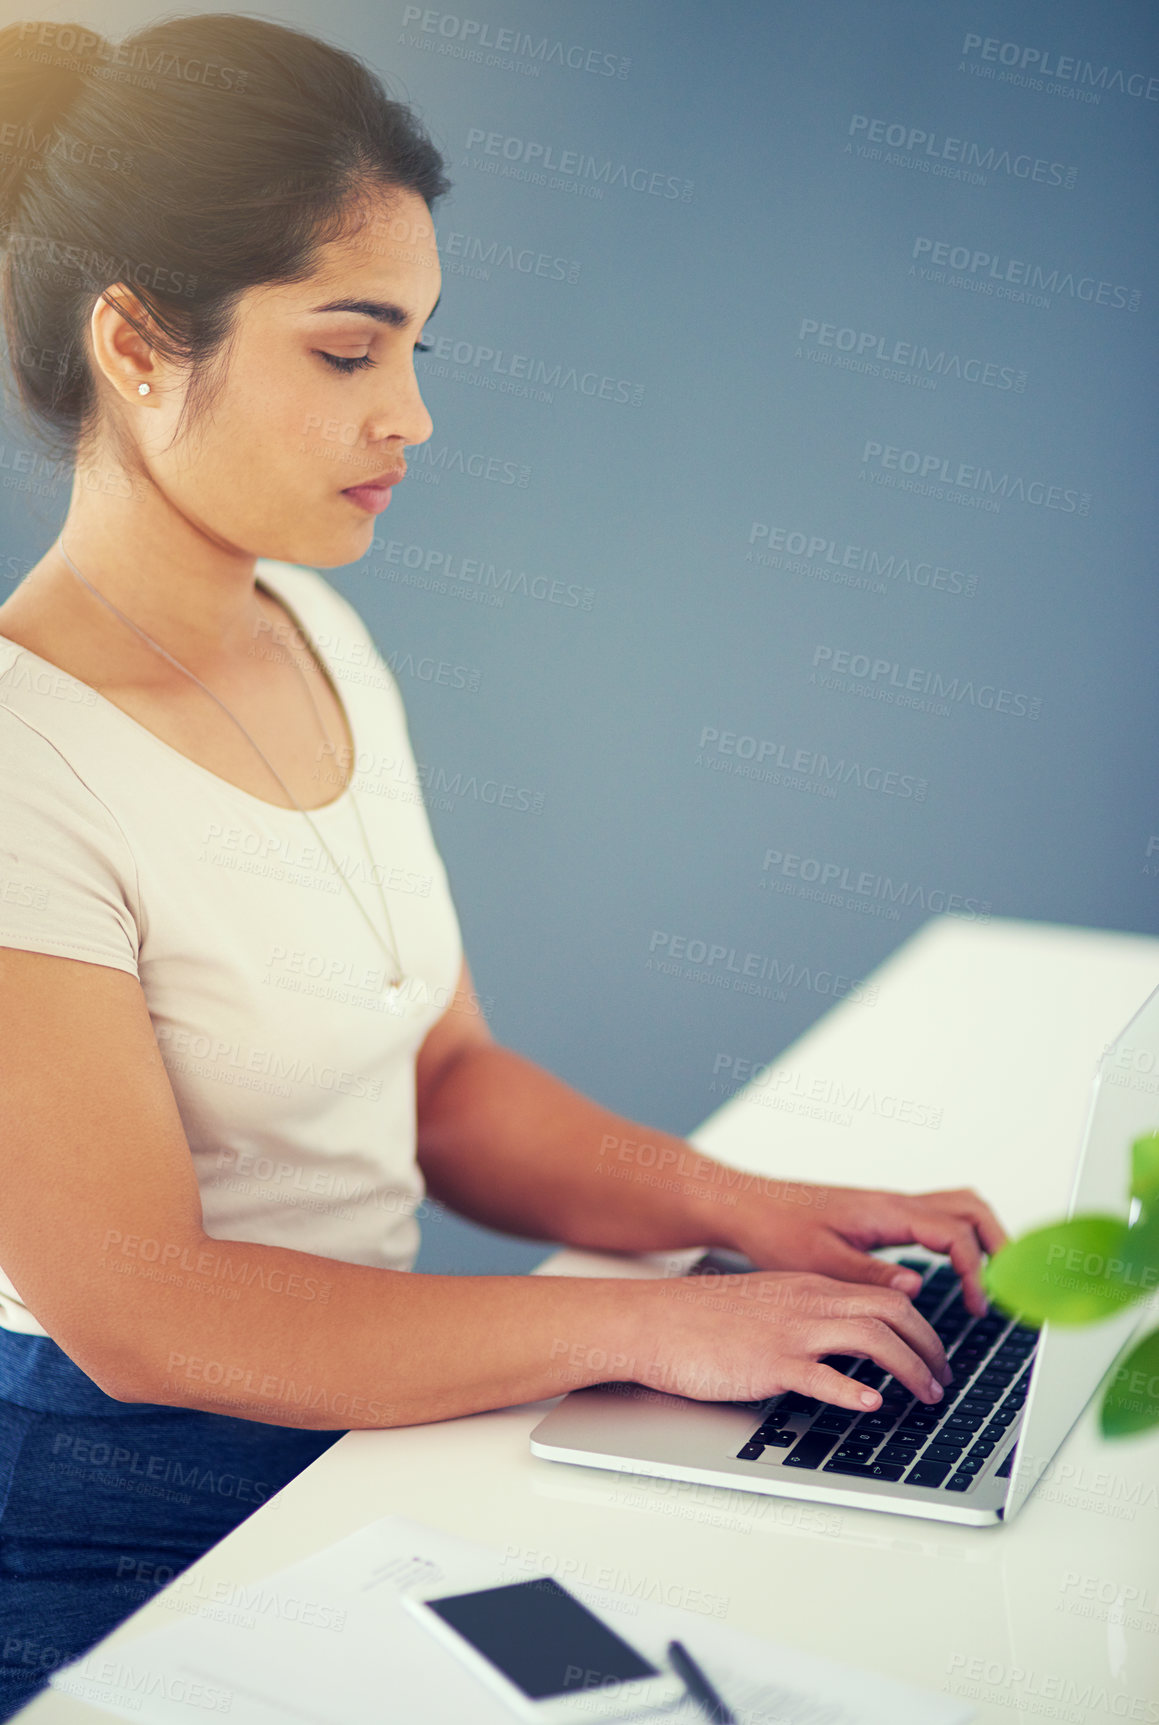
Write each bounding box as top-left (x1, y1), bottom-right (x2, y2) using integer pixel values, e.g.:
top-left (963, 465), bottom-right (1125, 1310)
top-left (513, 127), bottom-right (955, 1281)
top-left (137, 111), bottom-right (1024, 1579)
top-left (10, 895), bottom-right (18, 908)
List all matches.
top-left (342, 482), bottom-right (394, 514)
top-left (341, 469), bottom-right (405, 514)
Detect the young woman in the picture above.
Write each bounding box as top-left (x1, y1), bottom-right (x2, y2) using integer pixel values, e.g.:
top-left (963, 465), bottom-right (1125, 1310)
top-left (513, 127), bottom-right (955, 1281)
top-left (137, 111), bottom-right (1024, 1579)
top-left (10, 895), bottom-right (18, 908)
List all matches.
top-left (0, 13), bottom-right (1004, 1715)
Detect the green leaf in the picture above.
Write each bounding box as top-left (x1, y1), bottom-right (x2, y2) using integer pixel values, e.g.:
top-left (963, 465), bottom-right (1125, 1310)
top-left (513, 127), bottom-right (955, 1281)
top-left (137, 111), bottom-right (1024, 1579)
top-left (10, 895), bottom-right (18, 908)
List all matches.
top-left (1129, 1131), bottom-right (1159, 1210)
top-left (1100, 1326), bottom-right (1159, 1437)
top-left (984, 1216), bottom-right (1143, 1325)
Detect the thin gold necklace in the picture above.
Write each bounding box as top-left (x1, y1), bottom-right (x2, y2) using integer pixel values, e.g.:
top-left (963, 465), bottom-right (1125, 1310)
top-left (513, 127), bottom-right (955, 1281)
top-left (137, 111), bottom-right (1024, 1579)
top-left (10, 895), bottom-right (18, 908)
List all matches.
top-left (56, 538), bottom-right (424, 1016)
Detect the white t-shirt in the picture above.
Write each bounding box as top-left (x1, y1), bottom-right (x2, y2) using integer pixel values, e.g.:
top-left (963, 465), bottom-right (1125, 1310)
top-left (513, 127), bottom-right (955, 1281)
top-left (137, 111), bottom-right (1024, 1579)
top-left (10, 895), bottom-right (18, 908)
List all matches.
top-left (0, 560), bottom-right (463, 1336)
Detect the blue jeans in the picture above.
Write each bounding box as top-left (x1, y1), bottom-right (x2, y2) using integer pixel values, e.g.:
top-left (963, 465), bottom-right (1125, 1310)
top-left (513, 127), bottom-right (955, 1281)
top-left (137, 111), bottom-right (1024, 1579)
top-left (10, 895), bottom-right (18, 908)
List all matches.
top-left (0, 1327), bottom-right (345, 1720)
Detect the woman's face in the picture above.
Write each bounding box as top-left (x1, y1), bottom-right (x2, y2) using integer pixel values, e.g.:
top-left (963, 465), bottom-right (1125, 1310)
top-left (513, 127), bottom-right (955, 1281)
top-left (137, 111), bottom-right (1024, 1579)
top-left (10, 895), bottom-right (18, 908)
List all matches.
top-left (125, 187), bottom-right (442, 569)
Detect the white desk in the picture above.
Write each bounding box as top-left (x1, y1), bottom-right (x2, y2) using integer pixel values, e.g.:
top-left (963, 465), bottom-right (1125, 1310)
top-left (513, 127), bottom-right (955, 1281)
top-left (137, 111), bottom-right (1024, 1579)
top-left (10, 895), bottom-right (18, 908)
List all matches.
top-left (17, 917), bottom-right (1159, 1723)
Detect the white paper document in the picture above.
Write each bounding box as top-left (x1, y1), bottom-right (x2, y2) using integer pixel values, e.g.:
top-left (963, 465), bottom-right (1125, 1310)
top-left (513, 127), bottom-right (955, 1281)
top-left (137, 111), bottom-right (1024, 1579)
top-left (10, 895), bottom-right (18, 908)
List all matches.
top-left (50, 1514), bottom-right (975, 1725)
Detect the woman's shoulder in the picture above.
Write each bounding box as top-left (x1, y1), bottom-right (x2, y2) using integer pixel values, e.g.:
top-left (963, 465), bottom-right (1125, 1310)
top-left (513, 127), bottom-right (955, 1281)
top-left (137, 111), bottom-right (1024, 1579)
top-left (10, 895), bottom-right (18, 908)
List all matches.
top-left (0, 692), bottom-right (142, 967)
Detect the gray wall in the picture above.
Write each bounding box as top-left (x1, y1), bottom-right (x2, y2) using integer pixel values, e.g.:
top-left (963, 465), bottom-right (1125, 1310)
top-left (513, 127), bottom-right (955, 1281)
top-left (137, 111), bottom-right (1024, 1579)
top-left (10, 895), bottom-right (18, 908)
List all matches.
top-left (4, 1), bottom-right (1156, 1276)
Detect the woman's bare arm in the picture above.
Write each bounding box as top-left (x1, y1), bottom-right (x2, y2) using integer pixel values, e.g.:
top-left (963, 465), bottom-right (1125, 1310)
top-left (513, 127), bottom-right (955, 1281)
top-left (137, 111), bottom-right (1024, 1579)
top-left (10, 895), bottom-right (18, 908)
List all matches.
top-left (416, 960), bottom-right (1008, 1312)
top-left (0, 948), bottom-right (953, 1428)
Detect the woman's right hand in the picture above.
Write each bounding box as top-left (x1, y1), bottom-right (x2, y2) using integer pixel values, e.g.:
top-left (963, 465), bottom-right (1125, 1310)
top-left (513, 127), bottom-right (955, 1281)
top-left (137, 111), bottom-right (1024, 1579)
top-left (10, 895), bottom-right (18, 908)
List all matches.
top-left (627, 1269), bottom-right (953, 1410)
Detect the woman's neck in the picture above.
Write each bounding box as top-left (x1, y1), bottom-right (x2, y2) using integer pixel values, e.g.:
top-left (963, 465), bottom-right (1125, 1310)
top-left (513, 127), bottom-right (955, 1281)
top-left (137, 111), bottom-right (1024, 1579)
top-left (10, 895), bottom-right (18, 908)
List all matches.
top-left (12, 465), bottom-right (266, 681)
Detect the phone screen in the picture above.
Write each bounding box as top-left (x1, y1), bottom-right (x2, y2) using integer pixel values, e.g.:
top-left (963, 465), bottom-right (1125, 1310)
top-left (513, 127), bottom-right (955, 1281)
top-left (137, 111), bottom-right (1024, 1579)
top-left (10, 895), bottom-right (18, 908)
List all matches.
top-left (427, 1576), bottom-right (659, 1700)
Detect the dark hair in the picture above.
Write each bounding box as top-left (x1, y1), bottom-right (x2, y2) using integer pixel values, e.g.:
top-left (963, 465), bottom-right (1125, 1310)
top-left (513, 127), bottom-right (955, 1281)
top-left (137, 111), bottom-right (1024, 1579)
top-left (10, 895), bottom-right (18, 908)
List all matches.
top-left (0, 13), bottom-right (451, 462)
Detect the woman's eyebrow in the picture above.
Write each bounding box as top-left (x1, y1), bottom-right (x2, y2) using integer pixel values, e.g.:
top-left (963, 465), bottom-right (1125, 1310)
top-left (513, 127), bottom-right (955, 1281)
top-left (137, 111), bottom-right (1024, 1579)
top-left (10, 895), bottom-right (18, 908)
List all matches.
top-left (306, 291), bottom-right (441, 325)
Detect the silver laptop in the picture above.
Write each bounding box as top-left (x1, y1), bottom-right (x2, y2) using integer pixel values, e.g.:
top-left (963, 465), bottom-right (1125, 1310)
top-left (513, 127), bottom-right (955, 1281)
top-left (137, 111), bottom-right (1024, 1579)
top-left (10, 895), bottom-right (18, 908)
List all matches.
top-left (530, 982), bottom-right (1159, 1527)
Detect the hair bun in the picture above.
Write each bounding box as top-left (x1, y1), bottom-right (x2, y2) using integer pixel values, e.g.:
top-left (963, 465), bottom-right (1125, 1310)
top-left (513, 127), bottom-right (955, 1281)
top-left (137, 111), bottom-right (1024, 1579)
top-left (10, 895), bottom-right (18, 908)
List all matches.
top-left (0, 21), bottom-right (109, 232)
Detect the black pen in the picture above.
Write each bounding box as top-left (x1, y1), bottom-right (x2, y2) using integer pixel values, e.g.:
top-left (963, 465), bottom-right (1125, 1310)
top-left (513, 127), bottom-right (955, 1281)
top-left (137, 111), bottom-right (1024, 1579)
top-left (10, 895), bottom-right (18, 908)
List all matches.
top-left (667, 1639), bottom-right (737, 1725)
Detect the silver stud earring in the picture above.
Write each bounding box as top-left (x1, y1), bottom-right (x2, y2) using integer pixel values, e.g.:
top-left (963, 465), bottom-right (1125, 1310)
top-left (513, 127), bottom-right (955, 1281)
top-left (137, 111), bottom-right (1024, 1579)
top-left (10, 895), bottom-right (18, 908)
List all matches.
top-left (137, 382), bottom-right (151, 396)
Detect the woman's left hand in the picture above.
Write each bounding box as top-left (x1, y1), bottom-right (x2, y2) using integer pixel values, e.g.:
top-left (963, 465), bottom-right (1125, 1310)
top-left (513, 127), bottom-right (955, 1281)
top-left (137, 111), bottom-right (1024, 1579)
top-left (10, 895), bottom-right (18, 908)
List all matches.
top-left (723, 1183), bottom-right (1009, 1316)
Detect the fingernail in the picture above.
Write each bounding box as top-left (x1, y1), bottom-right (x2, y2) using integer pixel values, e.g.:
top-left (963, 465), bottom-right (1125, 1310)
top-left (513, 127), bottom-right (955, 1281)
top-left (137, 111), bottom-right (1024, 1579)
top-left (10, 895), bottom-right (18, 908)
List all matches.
top-left (928, 1378), bottom-right (943, 1400)
top-left (890, 1270), bottom-right (921, 1292)
top-left (940, 1363), bottom-right (954, 1385)
top-left (859, 1390), bottom-right (879, 1408)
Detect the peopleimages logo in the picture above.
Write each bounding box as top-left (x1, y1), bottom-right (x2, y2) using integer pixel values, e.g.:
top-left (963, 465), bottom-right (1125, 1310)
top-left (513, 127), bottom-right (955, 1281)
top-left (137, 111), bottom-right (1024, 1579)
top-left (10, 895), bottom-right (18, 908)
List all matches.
top-left (811, 647), bottom-right (1042, 720)
top-left (438, 228), bottom-right (582, 284)
top-left (695, 726), bottom-right (928, 803)
top-left (427, 334), bottom-right (644, 406)
top-left (647, 931), bottom-right (878, 1007)
top-left (371, 535), bottom-right (595, 610)
top-left (400, 8), bottom-right (631, 78)
top-left (13, 20), bottom-right (249, 91)
top-left (747, 523), bottom-right (977, 597)
top-left (761, 848), bottom-right (991, 922)
top-left (846, 114), bottom-right (1077, 189)
top-left (405, 441), bottom-right (531, 487)
top-left (859, 441), bottom-right (1091, 516)
top-left (463, 129), bottom-right (693, 200)
top-left (5, 231), bottom-right (198, 296)
top-left (960, 32), bottom-right (1159, 102)
top-left (0, 118), bottom-right (133, 176)
top-left (911, 237), bottom-right (1141, 312)
top-left (796, 317), bottom-right (1026, 392)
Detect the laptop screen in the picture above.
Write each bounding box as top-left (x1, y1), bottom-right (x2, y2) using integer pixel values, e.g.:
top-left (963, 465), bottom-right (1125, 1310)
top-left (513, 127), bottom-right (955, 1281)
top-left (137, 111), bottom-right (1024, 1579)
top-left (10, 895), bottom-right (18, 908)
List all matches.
top-left (1005, 981), bottom-right (1159, 1519)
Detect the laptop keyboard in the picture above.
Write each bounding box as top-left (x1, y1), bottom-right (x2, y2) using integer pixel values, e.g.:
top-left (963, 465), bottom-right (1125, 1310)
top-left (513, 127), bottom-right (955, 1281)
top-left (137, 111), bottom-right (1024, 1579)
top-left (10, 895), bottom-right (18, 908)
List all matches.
top-left (733, 1259), bottom-right (1037, 1492)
